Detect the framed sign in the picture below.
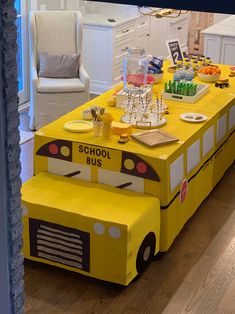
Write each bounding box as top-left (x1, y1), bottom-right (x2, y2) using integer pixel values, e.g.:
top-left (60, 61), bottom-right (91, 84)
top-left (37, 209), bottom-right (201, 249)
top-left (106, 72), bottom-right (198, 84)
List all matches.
top-left (166, 39), bottom-right (183, 65)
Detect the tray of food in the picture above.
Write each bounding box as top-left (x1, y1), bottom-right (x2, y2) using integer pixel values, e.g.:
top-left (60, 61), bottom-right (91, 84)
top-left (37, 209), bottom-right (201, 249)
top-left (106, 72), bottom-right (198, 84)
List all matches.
top-left (162, 82), bottom-right (209, 103)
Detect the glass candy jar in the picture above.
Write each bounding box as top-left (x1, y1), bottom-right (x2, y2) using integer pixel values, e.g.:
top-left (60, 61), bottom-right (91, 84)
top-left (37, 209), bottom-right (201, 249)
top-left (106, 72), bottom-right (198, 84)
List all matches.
top-left (123, 47), bottom-right (148, 94)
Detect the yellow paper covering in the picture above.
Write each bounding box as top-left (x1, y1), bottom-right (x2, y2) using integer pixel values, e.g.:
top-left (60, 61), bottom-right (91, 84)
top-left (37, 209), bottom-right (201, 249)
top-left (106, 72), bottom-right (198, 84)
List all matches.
top-left (22, 172), bottom-right (160, 285)
top-left (22, 63), bottom-right (235, 284)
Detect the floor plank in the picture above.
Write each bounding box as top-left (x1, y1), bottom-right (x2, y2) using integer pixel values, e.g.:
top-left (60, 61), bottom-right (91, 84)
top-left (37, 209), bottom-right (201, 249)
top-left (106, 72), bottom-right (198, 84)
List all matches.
top-left (162, 212), bottom-right (235, 314)
top-left (217, 278), bottom-right (235, 313)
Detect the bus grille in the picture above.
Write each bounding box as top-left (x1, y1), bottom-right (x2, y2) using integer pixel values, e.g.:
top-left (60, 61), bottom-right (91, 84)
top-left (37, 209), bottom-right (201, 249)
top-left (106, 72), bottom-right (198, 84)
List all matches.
top-left (29, 218), bottom-right (90, 272)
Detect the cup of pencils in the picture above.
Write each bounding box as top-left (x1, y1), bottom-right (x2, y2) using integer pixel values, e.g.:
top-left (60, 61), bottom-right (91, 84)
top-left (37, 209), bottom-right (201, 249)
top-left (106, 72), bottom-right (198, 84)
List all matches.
top-left (91, 107), bottom-right (104, 137)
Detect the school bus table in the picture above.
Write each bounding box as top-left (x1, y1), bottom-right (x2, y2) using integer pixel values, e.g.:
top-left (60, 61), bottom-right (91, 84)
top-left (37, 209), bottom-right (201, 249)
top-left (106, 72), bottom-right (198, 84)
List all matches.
top-left (21, 63), bottom-right (235, 284)
top-left (33, 63), bottom-right (235, 250)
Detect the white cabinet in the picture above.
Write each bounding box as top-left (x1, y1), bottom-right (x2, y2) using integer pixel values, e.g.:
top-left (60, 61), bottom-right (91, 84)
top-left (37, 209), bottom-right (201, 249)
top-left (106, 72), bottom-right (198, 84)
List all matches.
top-left (149, 17), bottom-right (168, 57)
top-left (149, 13), bottom-right (190, 57)
top-left (135, 16), bottom-right (150, 52)
top-left (203, 36), bottom-right (222, 63)
top-left (83, 25), bottom-right (113, 94)
top-left (83, 16), bottom-right (149, 94)
top-left (203, 35), bottom-right (235, 64)
top-left (113, 21), bottom-right (136, 87)
top-left (221, 37), bottom-right (235, 65)
top-left (202, 16), bottom-right (235, 65)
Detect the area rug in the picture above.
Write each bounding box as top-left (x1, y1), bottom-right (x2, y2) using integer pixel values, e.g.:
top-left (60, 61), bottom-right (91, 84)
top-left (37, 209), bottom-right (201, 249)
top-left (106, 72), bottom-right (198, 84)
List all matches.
top-left (19, 130), bottom-right (34, 145)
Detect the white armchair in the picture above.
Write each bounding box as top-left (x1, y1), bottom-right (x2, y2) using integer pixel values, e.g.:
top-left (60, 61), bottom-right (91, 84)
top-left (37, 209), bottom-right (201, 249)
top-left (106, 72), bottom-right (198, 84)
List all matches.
top-left (29, 11), bottom-right (90, 130)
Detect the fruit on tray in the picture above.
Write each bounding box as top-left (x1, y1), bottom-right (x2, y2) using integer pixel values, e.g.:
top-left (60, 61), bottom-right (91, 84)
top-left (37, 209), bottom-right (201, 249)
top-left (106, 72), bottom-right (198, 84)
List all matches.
top-left (198, 66), bottom-right (221, 75)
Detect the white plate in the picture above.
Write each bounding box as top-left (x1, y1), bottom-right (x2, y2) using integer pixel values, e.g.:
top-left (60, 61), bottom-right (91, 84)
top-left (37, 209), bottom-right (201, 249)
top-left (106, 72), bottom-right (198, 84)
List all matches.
top-left (180, 113), bottom-right (208, 123)
top-left (64, 120), bottom-right (93, 132)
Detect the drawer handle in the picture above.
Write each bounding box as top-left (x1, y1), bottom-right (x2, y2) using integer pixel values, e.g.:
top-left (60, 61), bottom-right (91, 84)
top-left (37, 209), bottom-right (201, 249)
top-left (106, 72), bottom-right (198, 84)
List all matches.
top-left (140, 21), bottom-right (146, 25)
top-left (177, 26), bottom-right (182, 30)
top-left (121, 47), bottom-right (129, 52)
top-left (121, 29), bottom-right (130, 33)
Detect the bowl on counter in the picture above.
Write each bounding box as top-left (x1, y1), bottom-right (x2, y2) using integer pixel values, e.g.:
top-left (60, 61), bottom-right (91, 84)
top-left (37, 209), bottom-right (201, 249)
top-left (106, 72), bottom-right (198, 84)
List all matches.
top-left (197, 72), bottom-right (220, 83)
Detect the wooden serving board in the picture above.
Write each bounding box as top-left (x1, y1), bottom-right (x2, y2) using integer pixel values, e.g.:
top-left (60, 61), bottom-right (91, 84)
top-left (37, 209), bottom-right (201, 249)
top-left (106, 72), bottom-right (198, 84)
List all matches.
top-left (131, 129), bottom-right (179, 147)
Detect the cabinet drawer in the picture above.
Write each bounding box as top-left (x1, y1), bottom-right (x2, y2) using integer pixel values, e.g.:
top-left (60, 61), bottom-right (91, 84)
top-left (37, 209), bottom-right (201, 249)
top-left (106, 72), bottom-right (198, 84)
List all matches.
top-left (136, 17), bottom-right (148, 35)
top-left (114, 22), bottom-right (136, 43)
top-left (113, 37), bottom-right (135, 60)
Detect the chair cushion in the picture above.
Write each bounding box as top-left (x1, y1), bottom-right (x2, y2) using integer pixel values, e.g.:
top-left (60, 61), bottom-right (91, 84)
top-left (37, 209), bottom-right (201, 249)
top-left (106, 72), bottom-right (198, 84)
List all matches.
top-left (35, 12), bottom-right (79, 56)
top-left (38, 52), bottom-right (80, 78)
top-left (37, 77), bottom-right (85, 93)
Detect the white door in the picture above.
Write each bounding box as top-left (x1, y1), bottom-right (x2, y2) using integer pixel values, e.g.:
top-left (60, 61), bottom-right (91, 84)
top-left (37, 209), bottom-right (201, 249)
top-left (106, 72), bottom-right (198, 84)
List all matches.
top-left (221, 37), bottom-right (235, 65)
top-left (15, 0), bottom-right (29, 106)
top-left (149, 17), bottom-right (168, 57)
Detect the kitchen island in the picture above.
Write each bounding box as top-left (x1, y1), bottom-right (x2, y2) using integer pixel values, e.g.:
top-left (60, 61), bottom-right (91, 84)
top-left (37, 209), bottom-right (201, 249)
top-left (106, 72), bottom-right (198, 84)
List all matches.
top-left (202, 15), bottom-right (235, 65)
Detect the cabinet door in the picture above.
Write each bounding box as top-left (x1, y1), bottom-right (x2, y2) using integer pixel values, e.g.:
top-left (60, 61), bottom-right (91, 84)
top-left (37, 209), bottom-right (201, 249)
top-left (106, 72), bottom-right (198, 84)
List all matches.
top-left (135, 16), bottom-right (150, 52)
top-left (114, 21), bottom-right (135, 43)
top-left (221, 37), bottom-right (235, 65)
top-left (137, 32), bottom-right (150, 52)
top-left (83, 26), bottom-right (113, 94)
top-left (203, 35), bottom-right (221, 63)
top-left (149, 17), bottom-right (168, 57)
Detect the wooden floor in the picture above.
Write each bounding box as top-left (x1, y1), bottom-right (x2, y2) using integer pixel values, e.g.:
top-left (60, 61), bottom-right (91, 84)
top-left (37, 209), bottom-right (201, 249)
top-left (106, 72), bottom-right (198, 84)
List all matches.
top-left (21, 138), bottom-right (235, 314)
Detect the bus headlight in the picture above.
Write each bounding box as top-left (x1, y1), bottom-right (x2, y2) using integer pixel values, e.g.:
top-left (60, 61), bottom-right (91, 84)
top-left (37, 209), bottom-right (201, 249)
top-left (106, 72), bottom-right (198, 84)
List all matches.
top-left (93, 222), bottom-right (105, 235)
top-left (109, 226), bottom-right (121, 238)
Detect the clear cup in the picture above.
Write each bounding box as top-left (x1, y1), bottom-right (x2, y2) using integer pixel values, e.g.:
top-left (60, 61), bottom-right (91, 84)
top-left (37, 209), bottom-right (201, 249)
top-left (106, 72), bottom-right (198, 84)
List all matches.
top-left (93, 120), bottom-right (103, 137)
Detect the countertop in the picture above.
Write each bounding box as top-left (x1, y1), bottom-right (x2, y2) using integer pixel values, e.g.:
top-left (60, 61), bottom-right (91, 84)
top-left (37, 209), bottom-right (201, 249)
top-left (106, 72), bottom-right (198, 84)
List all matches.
top-left (82, 13), bottom-right (139, 28)
top-left (202, 15), bottom-right (235, 37)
